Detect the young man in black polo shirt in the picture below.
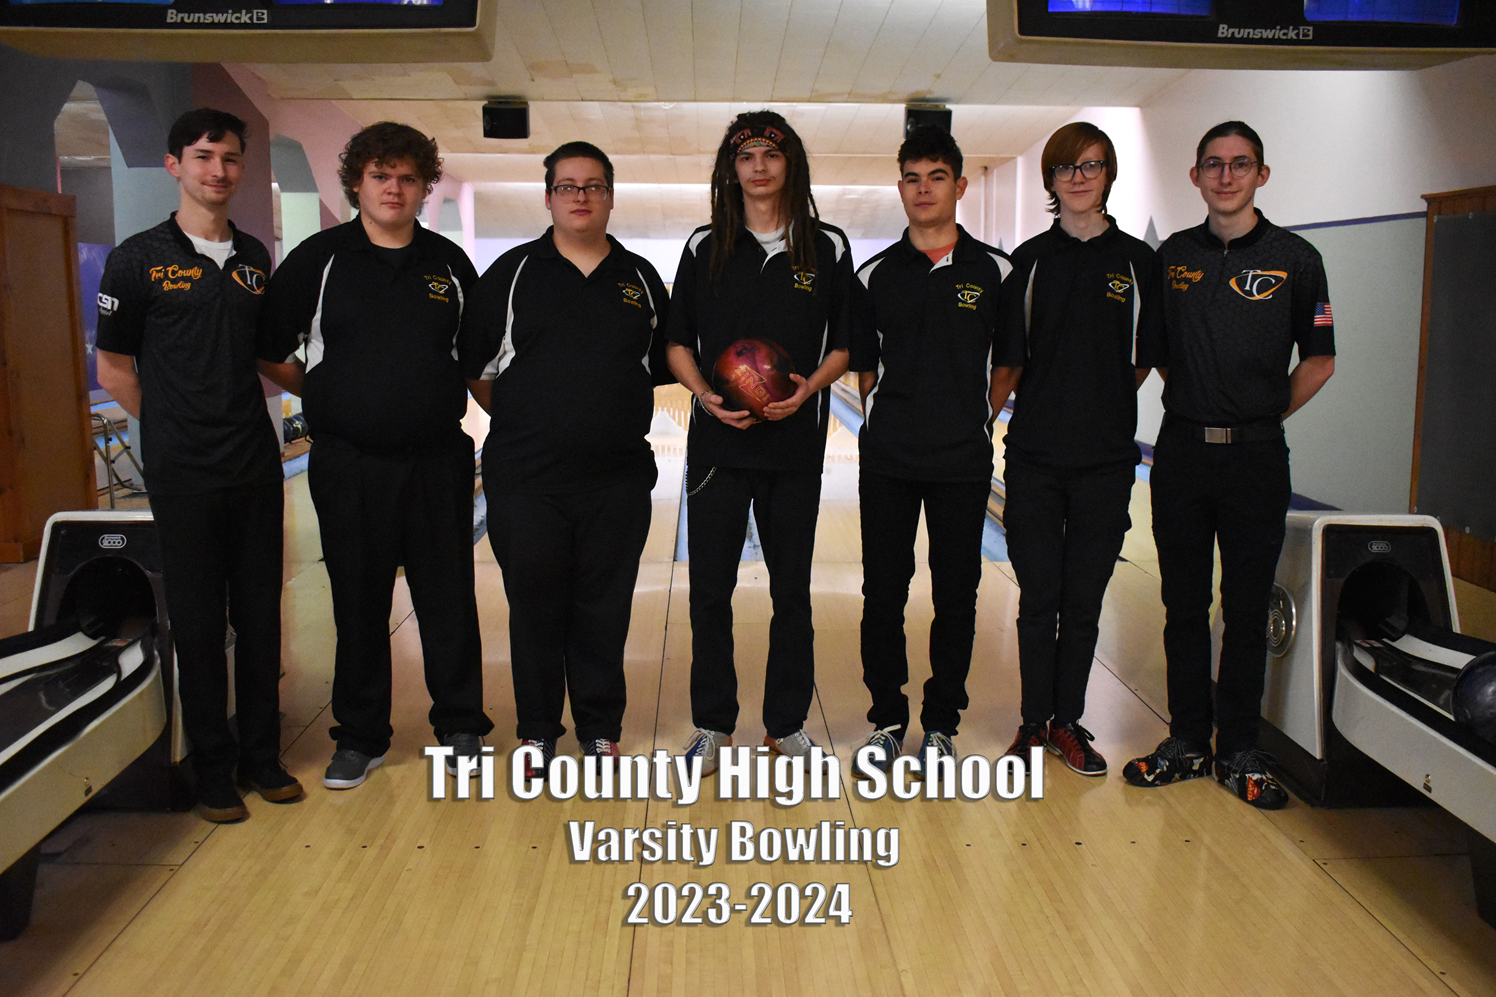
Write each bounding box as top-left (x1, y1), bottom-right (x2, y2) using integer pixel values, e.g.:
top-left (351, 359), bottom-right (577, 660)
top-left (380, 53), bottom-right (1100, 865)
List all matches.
top-left (848, 126), bottom-right (1011, 776)
top-left (667, 112), bottom-right (852, 770)
top-left (463, 141), bottom-right (672, 772)
top-left (1123, 121), bottom-right (1335, 808)
top-left (260, 122), bottom-right (492, 790)
top-left (96, 108), bottom-right (299, 823)
top-left (994, 122), bottom-right (1163, 777)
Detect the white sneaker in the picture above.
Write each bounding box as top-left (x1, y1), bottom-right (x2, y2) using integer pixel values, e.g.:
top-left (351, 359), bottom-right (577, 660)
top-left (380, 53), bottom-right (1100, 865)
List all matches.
top-left (681, 728), bottom-right (732, 776)
top-left (764, 729), bottom-right (818, 757)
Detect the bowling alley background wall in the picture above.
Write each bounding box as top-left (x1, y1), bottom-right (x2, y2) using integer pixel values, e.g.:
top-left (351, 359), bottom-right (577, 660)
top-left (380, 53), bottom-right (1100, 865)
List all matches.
top-left (970, 55), bottom-right (1496, 517)
top-left (2, 42), bottom-right (1494, 524)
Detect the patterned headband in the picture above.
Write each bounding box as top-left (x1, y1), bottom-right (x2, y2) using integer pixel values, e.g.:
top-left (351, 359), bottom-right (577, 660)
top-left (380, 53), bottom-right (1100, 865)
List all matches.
top-left (729, 125), bottom-right (785, 155)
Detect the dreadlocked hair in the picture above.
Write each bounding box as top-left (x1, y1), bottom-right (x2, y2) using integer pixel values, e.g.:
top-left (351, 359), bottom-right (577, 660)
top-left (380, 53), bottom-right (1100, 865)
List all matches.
top-left (708, 110), bottom-right (820, 284)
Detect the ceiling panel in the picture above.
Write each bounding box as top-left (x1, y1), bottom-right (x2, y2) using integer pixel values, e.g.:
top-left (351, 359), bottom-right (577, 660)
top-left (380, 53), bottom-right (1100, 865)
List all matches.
top-left (229, 0), bottom-right (1185, 243)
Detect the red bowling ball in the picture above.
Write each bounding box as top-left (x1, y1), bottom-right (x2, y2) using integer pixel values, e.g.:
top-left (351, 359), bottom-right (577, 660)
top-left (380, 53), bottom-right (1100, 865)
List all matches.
top-left (711, 338), bottom-right (797, 421)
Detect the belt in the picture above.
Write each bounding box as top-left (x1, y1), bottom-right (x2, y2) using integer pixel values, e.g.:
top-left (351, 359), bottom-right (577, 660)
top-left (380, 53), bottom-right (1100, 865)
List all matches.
top-left (1163, 414), bottom-right (1283, 445)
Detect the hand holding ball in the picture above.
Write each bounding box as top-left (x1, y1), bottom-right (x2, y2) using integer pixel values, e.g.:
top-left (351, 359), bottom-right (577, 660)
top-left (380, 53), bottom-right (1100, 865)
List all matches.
top-left (712, 338), bottom-right (798, 422)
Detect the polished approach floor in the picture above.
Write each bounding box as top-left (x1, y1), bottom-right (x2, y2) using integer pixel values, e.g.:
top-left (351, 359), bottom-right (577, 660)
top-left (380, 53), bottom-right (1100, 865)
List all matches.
top-left (3, 386), bottom-right (1496, 996)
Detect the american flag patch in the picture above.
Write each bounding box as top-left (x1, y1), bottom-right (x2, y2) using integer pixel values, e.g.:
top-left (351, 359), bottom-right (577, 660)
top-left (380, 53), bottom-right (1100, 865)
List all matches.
top-left (1314, 302), bottom-right (1333, 327)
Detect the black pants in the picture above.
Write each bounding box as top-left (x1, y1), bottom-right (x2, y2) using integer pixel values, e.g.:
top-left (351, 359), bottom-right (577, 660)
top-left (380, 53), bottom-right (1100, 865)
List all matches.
top-left (308, 432), bottom-right (491, 758)
top-left (1004, 460), bottom-right (1134, 727)
top-left (859, 469), bottom-right (988, 738)
top-left (687, 465), bottom-right (821, 738)
top-left (150, 478), bottom-right (284, 779)
top-left (487, 479), bottom-right (652, 744)
top-left (1150, 430), bottom-right (1290, 755)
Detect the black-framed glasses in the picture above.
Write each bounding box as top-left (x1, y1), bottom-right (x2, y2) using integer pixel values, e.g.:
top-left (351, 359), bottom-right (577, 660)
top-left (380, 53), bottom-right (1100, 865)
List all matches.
top-left (548, 184), bottom-right (612, 199)
top-left (1198, 157), bottom-right (1260, 179)
top-left (1050, 160), bottom-right (1107, 182)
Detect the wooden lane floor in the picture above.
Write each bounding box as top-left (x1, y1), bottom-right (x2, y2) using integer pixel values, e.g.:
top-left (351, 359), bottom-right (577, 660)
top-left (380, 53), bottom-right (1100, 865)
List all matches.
top-left (5, 398), bottom-right (1496, 996)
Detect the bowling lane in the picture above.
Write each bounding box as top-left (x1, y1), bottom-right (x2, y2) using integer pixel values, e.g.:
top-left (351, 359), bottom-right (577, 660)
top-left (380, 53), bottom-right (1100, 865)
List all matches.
top-left (8, 389), bottom-right (1496, 997)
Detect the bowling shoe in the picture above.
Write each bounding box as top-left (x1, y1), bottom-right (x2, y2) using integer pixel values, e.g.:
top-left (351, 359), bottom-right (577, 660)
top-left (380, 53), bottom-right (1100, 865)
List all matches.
top-left (1003, 722), bottom-right (1048, 759)
top-left (764, 729), bottom-right (818, 757)
top-left (198, 774), bottom-right (249, 823)
top-left (1122, 736), bottom-right (1210, 788)
top-left (1214, 748), bottom-right (1289, 809)
top-left (323, 748), bottom-right (385, 790)
top-left (682, 728), bottom-right (732, 776)
top-left (1047, 721), bottom-right (1106, 776)
top-left (239, 761), bottom-right (305, 803)
top-left (443, 732), bottom-right (483, 777)
top-left (852, 726), bottom-right (903, 779)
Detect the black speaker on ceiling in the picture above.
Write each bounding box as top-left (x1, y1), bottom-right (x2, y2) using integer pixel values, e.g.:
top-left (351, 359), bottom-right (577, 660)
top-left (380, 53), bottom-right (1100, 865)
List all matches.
top-left (482, 101), bottom-right (530, 140)
top-left (904, 105), bottom-right (952, 138)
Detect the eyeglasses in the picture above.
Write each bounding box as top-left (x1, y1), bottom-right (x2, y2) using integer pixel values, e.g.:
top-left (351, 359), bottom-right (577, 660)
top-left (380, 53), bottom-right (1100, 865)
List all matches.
top-left (1198, 157), bottom-right (1260, 179)
top-left (1050, 160), bottom-right (1107, 182)
top-left (548, 184), bottom-right (612, 199)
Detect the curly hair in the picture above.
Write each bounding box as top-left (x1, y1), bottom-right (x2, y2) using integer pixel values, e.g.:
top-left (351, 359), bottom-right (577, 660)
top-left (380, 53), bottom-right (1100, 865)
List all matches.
top-left (337, 122), bottom-right (443, 208)
top-left (1040, 121), bottom-right (1118, 217)
top-left (708, 110), bottom-right (819, 283)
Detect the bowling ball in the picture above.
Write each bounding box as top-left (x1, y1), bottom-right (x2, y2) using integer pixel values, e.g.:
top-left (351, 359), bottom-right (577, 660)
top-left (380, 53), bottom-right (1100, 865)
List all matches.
top-left (711, 338), bottom-right (797, 421)
top-left (1454, 651), bottom-right (1496, 744)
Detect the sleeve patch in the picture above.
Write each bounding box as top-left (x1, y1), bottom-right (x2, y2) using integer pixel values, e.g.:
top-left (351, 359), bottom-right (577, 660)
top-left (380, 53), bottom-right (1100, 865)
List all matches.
top-left (98, 292), bottom-right (119, 316)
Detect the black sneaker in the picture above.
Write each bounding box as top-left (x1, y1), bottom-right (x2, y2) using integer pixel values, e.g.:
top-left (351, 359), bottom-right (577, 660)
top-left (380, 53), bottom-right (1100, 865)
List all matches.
top-left (1122, 737), bottom-right (1211, 788)
top-left (323, 748), bottom-right (385, 790)
top-left (519, 738), bottom-right (557, 780)
top-left (443, 732), bottom-right (483, 777)
top-left (1047, 721), bottom-right (1107, 776)
top-left (1215, 748), bottom-right (1290, 810)
top-left (238, 762), bottom-right (304, 803)
top-left (1004, 722), bottom-right (1048, 759)
top-left (581, 738), bottom-right (621, 777)
top-left (197, 773), bottom-right (249, 823)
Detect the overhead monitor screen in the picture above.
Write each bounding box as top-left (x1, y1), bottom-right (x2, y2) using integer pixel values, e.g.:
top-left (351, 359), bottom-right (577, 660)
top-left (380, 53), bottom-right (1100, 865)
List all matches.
top-left (1048, 1), bottom-right (1210, 11)
top-left (1, 0), bottom-right (474, 29)
top-left (1303, 1), bottom-right (1459, 23)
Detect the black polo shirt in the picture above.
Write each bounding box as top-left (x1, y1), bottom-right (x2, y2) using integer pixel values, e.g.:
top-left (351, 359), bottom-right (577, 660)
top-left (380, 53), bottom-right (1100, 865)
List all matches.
top-left (851, 226), bottom-right (1012, 482)
top-left (461, 230), bottom-right (672, 495)
top-left (96, 214), bottom-right (280, 496)
top-left (259, 219), bottom-right (478, 452)
top-left (667, 223), bottom-right (853, 472)
top-left (996, 218), bottom-right (1163, 472)
top-left (1146, 211), bottom-right (1335, 426)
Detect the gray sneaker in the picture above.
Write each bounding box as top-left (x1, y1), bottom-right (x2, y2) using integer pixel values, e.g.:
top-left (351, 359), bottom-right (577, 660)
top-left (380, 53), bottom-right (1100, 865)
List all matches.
top-left (852, 726), bottom-right (903, 779)
top-left (682, 728), bottom-right (732, 776)
top-left (764, 729), bottom-right (818, 758)
top-left (323, 748), bottom-right (385, 790)
top-left (443, 732), bottom-right (483, 777)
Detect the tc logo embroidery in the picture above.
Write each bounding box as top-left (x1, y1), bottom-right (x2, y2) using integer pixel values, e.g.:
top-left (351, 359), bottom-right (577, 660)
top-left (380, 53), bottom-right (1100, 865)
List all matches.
top-left (427, 277), bottom-right (451, 295)
top-left (1229, 269), bottom-right (1287, 300)
top-left (956, 283), bottom-right (984, 310)
top-left (1106, 273), bottom-right (1134, 303)
top-left (793, 269), bottom-right (816, 292)
top-left (618, 282), bottom-right (644, 307)
top-left (232, 265), bottom-right (266, 294)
